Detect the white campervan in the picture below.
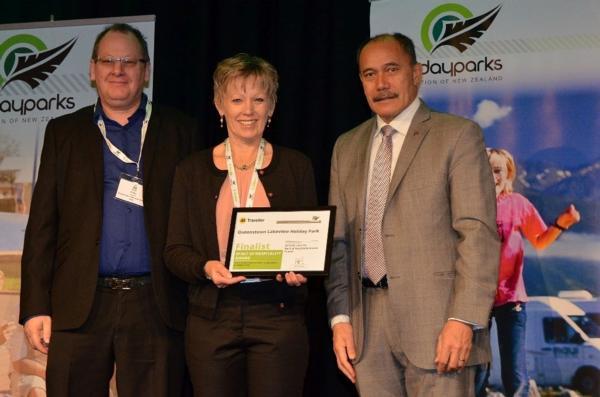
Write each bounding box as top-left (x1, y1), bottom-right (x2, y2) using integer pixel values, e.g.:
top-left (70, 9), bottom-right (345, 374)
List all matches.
top-left (488, 296), bottom-right (600, 396)
top-left (560, 290), bottom-right (600, 329)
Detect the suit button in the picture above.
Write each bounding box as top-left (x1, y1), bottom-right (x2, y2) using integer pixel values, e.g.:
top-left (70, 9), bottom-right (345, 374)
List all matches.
top-left (267, 192), bottom-right (273, 198)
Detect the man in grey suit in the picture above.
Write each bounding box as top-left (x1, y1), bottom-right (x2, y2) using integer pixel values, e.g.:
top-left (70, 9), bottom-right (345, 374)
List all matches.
top-left (325, 33), bottom-right (500, 396)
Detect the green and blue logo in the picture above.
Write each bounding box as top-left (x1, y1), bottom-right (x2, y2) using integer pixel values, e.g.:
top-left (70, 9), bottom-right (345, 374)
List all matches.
top-left (421, 3), bottom-right (502, 54)
top-left (0, 34), bottom-right (77, 90)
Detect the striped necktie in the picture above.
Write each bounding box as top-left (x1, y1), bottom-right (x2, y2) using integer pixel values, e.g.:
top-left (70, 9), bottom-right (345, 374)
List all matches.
top-left (364, 125), bottom-right (396, 284)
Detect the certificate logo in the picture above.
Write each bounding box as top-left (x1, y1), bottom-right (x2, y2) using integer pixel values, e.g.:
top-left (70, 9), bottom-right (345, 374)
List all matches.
top-left (240, 217), bottom-right (246, 223)
top-left (421, 3), bottom-right (502, 54)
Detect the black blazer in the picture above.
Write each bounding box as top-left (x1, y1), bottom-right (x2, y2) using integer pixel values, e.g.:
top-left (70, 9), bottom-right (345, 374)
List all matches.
top-left (20, 104), bottom-right (197, 331)
top-left (164, 145), bottom-right (318, 319)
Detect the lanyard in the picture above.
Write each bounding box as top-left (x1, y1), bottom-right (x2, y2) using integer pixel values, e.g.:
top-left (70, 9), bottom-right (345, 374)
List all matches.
top-left (96, 101), bottom-right (152, 176)
top-left (224, 138), bottom-right (266, 208)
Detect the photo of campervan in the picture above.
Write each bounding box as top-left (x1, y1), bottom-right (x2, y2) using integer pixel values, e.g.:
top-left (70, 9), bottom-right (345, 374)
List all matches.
top-left (488, 296), bottom-right (600, 396)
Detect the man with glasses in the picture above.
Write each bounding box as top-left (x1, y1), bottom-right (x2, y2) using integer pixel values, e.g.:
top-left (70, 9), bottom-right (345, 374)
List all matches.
top-left (20, 23), bottom-right (196, 396)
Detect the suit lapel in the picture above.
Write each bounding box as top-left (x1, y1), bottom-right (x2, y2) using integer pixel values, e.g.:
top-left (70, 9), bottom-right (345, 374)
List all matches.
top-left (387, 102), bottom-right (431, 202)
top-left (355, 118), bottom-right (377, 228)
top-left (84, 108), bottom-right (104, 204)
top-left (141, 106), bottom-right (158, 192)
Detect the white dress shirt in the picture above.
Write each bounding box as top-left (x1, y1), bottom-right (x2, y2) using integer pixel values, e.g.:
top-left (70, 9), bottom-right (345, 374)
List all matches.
top-left (365, 97), bottom-right (420, 205)
top-left (330, 97), bottom-right (420, 328)
top-left (330, 97), bottom-right (480, 329)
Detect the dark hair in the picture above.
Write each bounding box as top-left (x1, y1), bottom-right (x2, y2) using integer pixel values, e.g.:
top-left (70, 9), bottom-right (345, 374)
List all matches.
top-left (91, 23), bottom-right (150, 62)
top-left (213, 53), bottom-right (279, 106)
top-left (356, 33), bottom-right (418, 66)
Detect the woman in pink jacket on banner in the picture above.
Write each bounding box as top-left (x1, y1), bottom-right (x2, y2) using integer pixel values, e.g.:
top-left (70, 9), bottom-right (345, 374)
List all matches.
top-left (476, 148), bottom-right (581, 397)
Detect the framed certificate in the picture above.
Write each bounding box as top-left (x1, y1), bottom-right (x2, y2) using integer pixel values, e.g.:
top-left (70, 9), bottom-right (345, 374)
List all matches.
top-left (225, 206), bottom-right (336, 276)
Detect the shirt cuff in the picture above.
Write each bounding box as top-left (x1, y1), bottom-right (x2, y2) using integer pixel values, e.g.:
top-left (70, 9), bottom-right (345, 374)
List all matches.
top-left (22, 314), bottom-right (48, 325)
top-left (448, 317), bottom-right (484, 330)
top-left (330, 314), bottom-right (350, 328)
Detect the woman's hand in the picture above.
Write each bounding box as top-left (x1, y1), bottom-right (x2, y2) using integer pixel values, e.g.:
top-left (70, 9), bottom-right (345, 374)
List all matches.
top-left (275, 272), bottom-right (307, 287)
top-left (556, 204), bottom-right (581, 229)
top-left (204, 260), bottom-right (246, 288)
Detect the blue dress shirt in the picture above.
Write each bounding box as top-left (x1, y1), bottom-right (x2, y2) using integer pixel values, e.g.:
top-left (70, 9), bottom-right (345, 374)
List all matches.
top-left (95, 95), bottom-right (151, 276)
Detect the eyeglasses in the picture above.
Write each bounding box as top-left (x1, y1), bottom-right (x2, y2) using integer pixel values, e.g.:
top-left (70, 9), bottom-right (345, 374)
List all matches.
top-left (94, 56), bottom-right (148, 68)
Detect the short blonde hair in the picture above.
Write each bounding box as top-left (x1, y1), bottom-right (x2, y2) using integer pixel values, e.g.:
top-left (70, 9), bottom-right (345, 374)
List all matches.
top-left (213, 53), bottom-right (278, 106)
top-left (487, 147), bottom-right (516, 194)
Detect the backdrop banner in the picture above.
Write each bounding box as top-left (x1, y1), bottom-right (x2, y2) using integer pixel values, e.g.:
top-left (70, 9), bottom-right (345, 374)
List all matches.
top-left (0, 15), bottom-right (154, 396)
top-left (371, 0), bottom-right (600, 394)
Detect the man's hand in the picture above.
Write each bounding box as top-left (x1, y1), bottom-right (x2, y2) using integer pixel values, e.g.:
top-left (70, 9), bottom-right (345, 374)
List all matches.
top-left (275, 272), bottom-right (307, 286)
top-left (23, 316), bottom-right (52, 354)
top-left (332, 322), bottom-right (357, 383)
top-left (434, 320), bottom-right (473, 373)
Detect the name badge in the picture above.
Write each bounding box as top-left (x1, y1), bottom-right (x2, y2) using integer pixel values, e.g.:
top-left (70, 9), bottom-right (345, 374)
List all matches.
top-left (115, 173), bottom-right (144, 207)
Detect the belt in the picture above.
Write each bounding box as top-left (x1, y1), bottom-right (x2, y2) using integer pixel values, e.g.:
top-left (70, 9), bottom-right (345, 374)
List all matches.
top-left (362, 276), bottom-right (388, 289)
top-left (97, 275), bottom-right (151, 290)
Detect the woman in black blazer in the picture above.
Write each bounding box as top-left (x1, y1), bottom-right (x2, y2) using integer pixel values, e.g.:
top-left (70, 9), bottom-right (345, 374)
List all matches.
top-left (165, 53), bottom-right (317, 397)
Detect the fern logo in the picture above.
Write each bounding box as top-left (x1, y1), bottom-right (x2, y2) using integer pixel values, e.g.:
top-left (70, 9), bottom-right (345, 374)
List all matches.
top-left (0, 34), bottom-right (77, 91)
top-left (421, 3), bottom-right (502, 54)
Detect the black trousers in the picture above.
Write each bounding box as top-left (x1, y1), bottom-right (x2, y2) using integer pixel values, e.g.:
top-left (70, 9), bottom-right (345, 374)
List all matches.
top-left (186, 285), bottom-right (309, 397)
top-left (46, 283), bottom-right (185, 397)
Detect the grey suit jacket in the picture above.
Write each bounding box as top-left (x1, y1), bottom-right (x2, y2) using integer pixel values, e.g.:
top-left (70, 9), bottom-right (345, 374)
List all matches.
top-left (325, 101), bottom-right (500, 369)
